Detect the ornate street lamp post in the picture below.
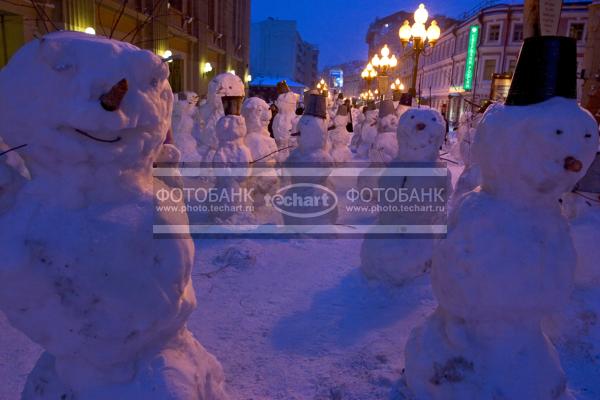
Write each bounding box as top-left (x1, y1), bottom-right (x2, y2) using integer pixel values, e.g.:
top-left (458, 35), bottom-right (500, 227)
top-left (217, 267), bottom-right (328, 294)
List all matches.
top-left (399, 3), bottom-right (441, 98)
top-left (371, 44), bottom-right (398, 77)
top-left (390, 78), bottom-right (405, 101)
top-left (361, 63), bottom-right (378, 92)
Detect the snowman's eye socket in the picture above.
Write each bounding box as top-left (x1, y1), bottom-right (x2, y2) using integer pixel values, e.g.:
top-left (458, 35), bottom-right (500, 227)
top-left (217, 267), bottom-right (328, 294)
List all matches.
top-left (150, 78), bottom-right (159, 88)
top-left (585, 133), bottom-right (592, 138)
top-left (556, 129), bottom-right (563, 135)
top-left (432, 117), bottom-right (436, 121)
top-left (410, 115), bottom-right (415, 119)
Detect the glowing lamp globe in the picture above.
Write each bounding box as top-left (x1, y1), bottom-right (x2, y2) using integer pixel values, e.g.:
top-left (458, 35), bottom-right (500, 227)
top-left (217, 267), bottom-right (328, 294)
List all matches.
top-left (427, 20), bottom-right (441, 44)
top-left (414, 4), bottom-right (429, 24)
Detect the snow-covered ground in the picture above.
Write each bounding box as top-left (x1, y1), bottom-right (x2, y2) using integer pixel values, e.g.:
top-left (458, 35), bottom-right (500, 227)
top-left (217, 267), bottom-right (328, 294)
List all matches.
top-left (2, 163), bottom-right (600, 400)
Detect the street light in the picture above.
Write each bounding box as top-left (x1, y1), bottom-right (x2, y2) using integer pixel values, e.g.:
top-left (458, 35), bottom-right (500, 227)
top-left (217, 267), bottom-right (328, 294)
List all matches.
top-left (361, 63), bottom-right (377, 90)
top-left (316, 78), bottom-right (328, 95)
top-left (371, 44), bottom-right (398, 76)
top-left (390, 78), bottom-right (405, 101)
top-left (398, 3), bottom-right (441, 97)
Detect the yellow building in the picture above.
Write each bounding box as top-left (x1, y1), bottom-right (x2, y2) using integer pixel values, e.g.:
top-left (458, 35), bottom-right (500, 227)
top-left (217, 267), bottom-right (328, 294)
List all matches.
top-left (0, 0), bottom-right (250, 95)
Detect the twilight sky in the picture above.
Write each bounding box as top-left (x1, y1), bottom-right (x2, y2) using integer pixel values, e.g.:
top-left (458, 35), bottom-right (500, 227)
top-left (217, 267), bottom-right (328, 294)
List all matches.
top-left (251, 0), bottom-right (500, 68)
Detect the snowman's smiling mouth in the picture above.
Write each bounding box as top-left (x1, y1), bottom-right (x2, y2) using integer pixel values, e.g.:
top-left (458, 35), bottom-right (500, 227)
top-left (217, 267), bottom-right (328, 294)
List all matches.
top-left (74, 128), bottom-right (122, 143)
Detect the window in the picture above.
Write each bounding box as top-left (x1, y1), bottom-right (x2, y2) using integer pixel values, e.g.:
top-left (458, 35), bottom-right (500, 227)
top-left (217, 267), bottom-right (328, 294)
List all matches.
top-left (482, 59), bottom-right (496, 81)
top-left (512, 23), bottom-right (523, 42)
top-left (569, 23), bottom-right (585, 41)
top-left (487, 24), bottom-right (501, 42)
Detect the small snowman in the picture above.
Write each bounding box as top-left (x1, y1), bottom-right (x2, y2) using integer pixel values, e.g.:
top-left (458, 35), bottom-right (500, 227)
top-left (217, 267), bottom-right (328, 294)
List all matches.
top-left (360, 107), bottom-right (446, 284)
top-left (405, 36), bottom-right (598, 400)
top-left (272, 80), bottom-right (299, 162)
top-left (194, 73), bottom-right (240, 163)
top-left (356, 101), bottom-right (378, 158)
top-left (241, 96), bottom-right (281, 223)
top-left (329, 103), bottom-right (353, 165)
top-left (212, 74), bottom-right (253, 222)
top-left (0, 32), bottom-right (228, 400)
top-left (369, 99), bottom-right (399, 163)
top-left (172, 91), bottom-right (201, 162)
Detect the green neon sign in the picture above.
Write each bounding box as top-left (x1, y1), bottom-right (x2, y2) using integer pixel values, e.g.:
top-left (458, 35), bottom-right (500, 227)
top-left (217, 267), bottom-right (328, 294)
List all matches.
top-left (463, 25), bottom-right (480, 91)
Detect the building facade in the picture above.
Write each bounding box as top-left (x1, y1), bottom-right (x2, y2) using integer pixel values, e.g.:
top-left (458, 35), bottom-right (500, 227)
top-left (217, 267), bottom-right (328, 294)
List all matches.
top-left (250, 18), bottom-right (319, 86)
top-left (365, 2), bottom-right (590, 128)
top-left (0, 0), bottom-right (250, 96)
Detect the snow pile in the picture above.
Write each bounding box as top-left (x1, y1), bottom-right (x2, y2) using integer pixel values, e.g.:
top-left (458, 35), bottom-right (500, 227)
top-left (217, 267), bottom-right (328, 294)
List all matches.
top-left (405, 97), bottom-right (598, 399)
top-left (361, 108), bottom-right (446, 285)
top-left (0, 32), bottom-right (227, 399)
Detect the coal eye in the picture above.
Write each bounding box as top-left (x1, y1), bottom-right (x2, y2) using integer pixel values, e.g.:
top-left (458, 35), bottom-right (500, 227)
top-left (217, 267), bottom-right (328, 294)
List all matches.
top-left (150, 78), bottom-right (159, 88)
top-left (410, 115), bottom-right (415, 119)
top-left (556, 129), bottom-right (563, 135)
top-left (53, 63), bottom-right (73, 72)
top-left (585, 133), bottom-right (592, 138)
top-left (432, 117), bottom-right (436, 121)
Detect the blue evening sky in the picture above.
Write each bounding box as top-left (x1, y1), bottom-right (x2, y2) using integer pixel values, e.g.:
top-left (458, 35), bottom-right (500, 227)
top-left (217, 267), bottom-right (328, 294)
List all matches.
top-left (251, 0), bottom-right (508, 68)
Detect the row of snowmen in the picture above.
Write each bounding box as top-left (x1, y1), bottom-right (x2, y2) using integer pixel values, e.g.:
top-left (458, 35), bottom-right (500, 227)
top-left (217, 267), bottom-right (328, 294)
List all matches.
top-left (0, 31), bottom-right (599, 400)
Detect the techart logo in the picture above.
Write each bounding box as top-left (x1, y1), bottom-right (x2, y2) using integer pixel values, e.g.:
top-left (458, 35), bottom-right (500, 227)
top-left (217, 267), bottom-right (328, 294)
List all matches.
top-left (265, 183), bottom-right (338, 218)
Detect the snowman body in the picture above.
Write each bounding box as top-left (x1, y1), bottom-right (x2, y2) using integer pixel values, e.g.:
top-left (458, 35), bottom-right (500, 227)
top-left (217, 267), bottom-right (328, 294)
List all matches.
top-left (405, 98), bottom-right (598, 400)
top-left (273, 91), bottom-right (299, 162)
top-left (0, 33), bottom-right (227, 399)
top-left (360, 108), bottom-right (446, 285)
top-left (172, 91), bottom-right (201, 162)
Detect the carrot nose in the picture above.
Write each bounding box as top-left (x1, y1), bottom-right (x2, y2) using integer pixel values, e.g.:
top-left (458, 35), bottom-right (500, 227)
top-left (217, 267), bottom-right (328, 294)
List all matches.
top-left (564, 156), bottom-right (583, 172)
top-left (100, 79), bottom-right (128, 111)
top-left (416, 122), bottom-right (426, 131)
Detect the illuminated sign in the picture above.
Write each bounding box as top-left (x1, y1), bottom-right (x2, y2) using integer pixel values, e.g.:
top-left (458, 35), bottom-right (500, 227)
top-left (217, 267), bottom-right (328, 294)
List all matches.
top-left (330, 69), bottom-right (344, 88)
top-left (463, 25), bottom-right (480, 91)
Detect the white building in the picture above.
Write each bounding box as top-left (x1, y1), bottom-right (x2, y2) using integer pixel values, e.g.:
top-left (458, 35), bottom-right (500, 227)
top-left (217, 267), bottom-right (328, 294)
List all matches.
top-left (393, 1), bottom-right (590, 128)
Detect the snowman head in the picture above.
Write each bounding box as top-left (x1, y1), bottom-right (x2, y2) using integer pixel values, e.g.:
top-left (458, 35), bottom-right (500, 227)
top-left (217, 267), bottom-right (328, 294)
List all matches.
top-left (0, 31), bottom-right (173, 173)
top-left (396, 108), bottom-right (445, 161)
top-left (298, 115), bottom-right (328, 151)
top-left (241, 97), bottom-right (271, 134)
top-left (276, 91), bottom-right (299, 114)
top-left (207, 72), bottom-right (244, 106)
top-left (474, 98), bottom-right (599, 202)
top-left (379, 114), bottom-right (399, 133)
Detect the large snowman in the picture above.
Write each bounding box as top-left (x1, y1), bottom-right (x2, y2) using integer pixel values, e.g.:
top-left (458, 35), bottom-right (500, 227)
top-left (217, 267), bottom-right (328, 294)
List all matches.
top-left (0, 32), bottom-right (227, 399)
top-left (194, 73), bottom-right (240, 163)
top-left (284, 90), bottom-right (337, 227)
top-left (172, 91), bottom-right (201, 162)
top-left (272, 80), bottom-right (299, 162)
top-left (360, 107), bottom-right (446, 284)
top-left (404, 37), bottom-right (599, 400)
